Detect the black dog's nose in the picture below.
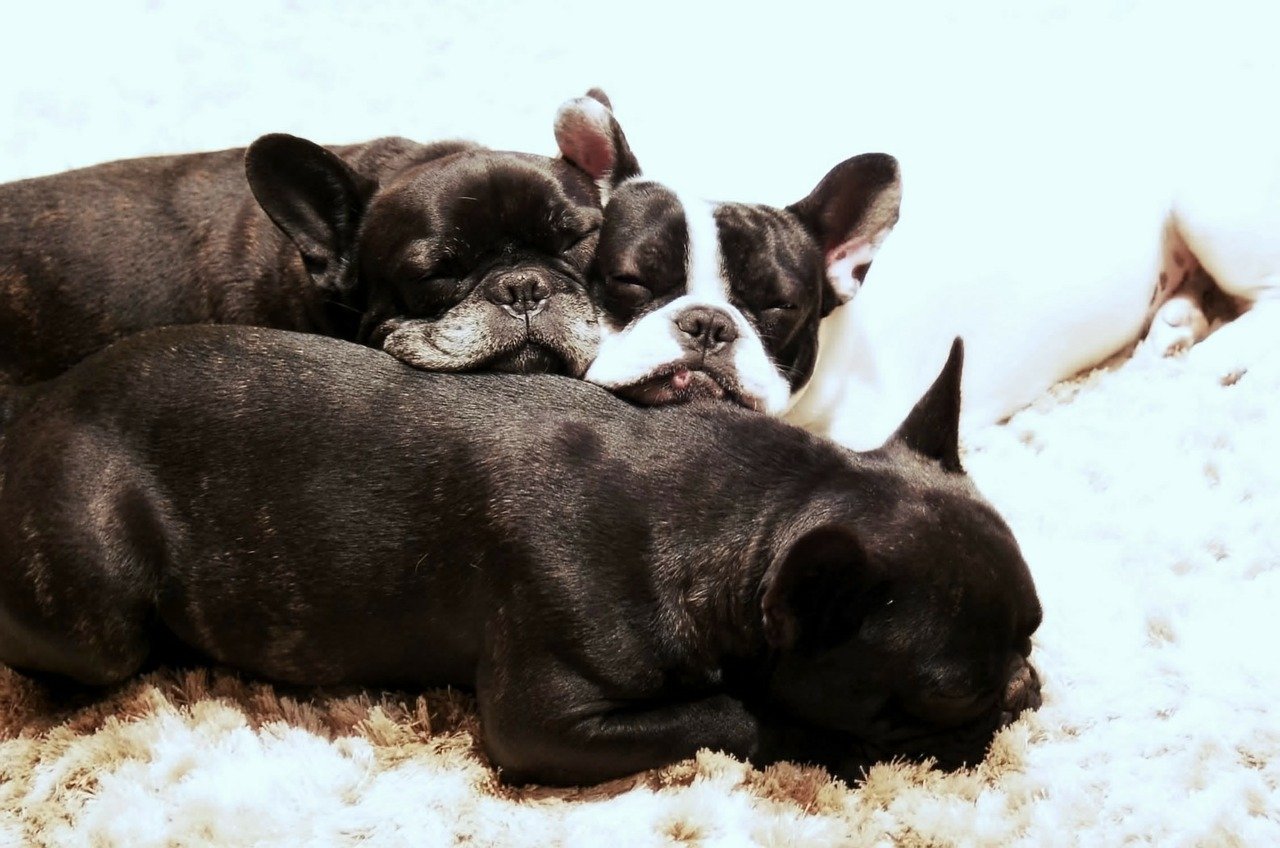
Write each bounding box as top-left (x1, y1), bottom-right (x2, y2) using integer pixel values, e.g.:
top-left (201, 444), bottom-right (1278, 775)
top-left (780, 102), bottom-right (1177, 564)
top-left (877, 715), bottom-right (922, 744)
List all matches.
top-left (674, 306), bottom-right (738, 351)
top-left (1000, 655), bottom-right (1042, 718)
top-left (489, 274), bottom-right (551, 317)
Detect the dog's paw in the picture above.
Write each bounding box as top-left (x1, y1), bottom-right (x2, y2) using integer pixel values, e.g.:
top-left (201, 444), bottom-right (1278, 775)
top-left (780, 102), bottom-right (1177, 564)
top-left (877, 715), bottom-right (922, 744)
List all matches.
top-left (1141, 294), bottom-right (1210, 358)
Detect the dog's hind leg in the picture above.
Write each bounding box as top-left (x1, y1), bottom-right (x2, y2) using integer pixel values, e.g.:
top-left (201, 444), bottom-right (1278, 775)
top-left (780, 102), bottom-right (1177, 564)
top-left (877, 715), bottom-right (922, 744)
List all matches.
top-left (1138, 218), bottom-right (1217, 357)
top-left (0, 431), bottom-right (161, 686)
top-left (1168, 135), bottom-right (1280, 376)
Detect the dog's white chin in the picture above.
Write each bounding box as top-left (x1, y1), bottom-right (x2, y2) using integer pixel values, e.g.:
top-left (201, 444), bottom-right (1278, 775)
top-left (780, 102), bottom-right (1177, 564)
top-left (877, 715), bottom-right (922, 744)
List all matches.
top-left (585, 304), bottom-right (792, 415)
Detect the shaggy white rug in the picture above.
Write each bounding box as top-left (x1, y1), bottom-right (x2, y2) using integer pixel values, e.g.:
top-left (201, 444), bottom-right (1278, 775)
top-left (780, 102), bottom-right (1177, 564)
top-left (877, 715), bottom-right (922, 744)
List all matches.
top-left (3, 1), bottom-right (1278, 844)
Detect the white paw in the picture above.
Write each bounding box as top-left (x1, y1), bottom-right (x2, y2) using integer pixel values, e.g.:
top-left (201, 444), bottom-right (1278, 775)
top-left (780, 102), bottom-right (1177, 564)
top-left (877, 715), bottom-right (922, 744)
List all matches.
top-left (1142, 296), bottom-right (1209, 358)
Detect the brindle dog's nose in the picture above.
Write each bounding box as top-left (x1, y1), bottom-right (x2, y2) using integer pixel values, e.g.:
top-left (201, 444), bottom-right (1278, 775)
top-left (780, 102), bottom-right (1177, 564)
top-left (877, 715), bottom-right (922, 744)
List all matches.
top-left (674, 306), bottom-right (738, 351)
top-left (490, 273), bottom-right (550, 318)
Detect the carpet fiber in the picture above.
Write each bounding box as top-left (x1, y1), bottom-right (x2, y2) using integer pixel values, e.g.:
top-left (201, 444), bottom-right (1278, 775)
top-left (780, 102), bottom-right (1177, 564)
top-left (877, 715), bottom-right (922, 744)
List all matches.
top-left (3, 339), bottom-right (1276, 847)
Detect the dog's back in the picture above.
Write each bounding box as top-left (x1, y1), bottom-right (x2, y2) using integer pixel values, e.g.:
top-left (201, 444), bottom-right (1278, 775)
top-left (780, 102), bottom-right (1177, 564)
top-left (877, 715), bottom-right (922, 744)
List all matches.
top-left (0, 137), bottom-right (470, 385)
top-left (0, 325), bottom-right (797, 686)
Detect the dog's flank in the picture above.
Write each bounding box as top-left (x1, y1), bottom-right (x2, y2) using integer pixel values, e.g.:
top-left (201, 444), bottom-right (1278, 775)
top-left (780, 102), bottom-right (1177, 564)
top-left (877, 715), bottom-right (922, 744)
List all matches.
top-left (0, 327), bottom-right (1040, 786)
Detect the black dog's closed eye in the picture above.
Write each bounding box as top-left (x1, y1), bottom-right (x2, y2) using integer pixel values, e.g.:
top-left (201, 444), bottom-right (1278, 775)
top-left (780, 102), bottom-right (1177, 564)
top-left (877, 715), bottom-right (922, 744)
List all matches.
top-left (401, 276), bottom-right (466, 318)
top-left (605, 275), bottom-right (652, 310)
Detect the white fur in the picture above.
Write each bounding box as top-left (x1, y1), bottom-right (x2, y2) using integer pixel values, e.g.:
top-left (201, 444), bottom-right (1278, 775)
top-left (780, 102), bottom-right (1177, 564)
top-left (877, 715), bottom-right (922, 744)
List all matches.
top-left (678, 189), bottom-right (725, 302)
top-left (786, 131), bottom-right (1280, 451)
top-left (824, 247), bottom-right (870, 302)
top-left (584, 189), bottom-right (793, 414)
top-left (823, 200), bottom-right (897, 303)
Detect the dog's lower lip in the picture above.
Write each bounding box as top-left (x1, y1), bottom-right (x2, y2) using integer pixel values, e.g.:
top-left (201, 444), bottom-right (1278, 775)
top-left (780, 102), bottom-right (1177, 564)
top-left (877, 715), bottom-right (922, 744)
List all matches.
top-left (612, 367), bottom-right (736, 407)
top-left (487, 344), bottom-right (566, 375)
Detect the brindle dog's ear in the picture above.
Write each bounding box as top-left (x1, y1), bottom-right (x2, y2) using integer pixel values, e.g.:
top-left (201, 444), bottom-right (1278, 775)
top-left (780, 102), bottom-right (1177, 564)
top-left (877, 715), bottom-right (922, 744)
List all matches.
top-left (245, 134), bottom-right (377, 298)
top-left (786, 153), bottom-right (901, 314)
top-left (554, 88), bottom-right (642, 199)
top-left (890, 337), bottom-right (965, 472)
top-left (761, 525), bottom-right (874, 652)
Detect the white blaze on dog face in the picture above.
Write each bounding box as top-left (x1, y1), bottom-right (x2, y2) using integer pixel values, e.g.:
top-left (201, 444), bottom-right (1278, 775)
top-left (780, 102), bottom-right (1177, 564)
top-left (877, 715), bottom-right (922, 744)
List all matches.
top-left (585, 181), bottom-right (817, 414)
top-left (585, 155), bottom-right (902, 416)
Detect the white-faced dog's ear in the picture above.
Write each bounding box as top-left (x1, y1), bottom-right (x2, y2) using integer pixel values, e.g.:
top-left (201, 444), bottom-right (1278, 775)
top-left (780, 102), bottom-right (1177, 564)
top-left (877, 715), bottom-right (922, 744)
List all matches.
top-left (554, 88), bottom-right (642, 199)
top-left (245, 133), bottom-right (377, 298)
top-left (786, 153), bottom-right (902, 310)
top-left (761, 525), bottom-right (871, 651)
top-left (890, 337), bottom-right (965, 472)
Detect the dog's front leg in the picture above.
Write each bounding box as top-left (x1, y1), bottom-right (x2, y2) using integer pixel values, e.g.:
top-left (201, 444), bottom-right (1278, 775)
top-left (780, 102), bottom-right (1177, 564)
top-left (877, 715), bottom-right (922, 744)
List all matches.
top-left (481, 687), bottom-right (763, 786)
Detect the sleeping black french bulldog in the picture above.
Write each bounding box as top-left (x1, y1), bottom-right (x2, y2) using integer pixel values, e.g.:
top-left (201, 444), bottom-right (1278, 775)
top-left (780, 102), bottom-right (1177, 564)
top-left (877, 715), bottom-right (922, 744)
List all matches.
top-left (0, 327), bottom-right (1042, 786)
top-left (0, 89), bottom-right (637, 384)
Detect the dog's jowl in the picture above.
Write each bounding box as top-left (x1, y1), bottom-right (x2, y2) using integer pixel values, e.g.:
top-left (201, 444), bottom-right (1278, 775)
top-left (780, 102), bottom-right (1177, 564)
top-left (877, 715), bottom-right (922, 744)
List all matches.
top-left (585, 154), bottom-right (901, 414)
top-left (0, 324), bottom-right (1040, 786)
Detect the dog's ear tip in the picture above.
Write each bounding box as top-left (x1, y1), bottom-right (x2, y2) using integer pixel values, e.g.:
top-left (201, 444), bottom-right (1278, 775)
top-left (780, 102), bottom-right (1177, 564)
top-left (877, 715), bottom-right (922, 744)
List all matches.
top-left (584, 87), bottom-right (614, 110)
top-left (249, 132), bottom-right (306, 151)
top-left (890, 340), bottom-right (965, 471)
top-left (245, 134), bottom-right (324, 174)
top-left (555, 90), bottom-right (640, 187)
top-left (555, 94), bottom-right (611, 127)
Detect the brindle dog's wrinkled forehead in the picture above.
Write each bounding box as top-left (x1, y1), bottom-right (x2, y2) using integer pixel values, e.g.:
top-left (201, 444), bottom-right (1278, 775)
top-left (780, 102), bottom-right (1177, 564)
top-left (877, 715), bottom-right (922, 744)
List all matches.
top-left (247, 89), bottom-right (639, 378)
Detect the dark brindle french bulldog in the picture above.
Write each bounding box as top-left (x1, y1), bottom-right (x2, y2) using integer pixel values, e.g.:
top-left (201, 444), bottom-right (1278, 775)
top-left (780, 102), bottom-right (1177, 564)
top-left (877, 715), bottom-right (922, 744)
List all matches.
top-left (0, 90), bottom-right (638, 384)
top-left (584, 155), bottom-right (901, 414)
top-left (0, 327), bottom-right (1041, 786)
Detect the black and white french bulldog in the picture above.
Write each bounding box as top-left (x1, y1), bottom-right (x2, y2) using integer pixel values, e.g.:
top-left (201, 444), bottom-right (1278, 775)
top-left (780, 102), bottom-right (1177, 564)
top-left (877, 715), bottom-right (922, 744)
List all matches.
top-left (0, 90), bottom-right (637, 384)
top-left (0, 326), bottom-right (1041, 786)
top-left (582, 155), bottom-right (901, 414)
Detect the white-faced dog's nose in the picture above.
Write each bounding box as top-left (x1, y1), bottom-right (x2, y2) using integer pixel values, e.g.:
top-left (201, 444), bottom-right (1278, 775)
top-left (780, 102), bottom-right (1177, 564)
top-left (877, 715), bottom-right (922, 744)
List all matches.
top-left (489, 273), bottom-right (550, 318)
top-left (674, 306), bottom-right (738, 353)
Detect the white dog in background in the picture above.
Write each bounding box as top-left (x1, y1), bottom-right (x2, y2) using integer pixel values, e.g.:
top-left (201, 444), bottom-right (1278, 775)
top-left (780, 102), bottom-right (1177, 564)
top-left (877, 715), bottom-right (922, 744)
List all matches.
top-left (785, 131), bottom-right (1280, 451)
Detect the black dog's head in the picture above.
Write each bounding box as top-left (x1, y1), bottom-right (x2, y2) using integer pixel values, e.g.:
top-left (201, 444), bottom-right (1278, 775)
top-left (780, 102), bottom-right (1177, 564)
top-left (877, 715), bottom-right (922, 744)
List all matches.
top-left (583, 155), bottom-right (901, 412)
top-left (760, 341), bottom-right (1043, 769)
top-left (245, 90), bottom-right (640, 376)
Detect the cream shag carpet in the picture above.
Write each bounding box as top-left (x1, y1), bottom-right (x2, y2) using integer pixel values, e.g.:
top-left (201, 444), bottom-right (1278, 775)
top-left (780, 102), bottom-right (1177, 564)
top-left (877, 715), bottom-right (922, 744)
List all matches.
top-left (3, 337), bottom-right (1277, 847)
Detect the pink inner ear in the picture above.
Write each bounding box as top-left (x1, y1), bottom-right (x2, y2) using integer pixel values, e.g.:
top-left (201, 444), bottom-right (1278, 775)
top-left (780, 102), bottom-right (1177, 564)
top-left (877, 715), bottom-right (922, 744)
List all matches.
top-left (828, 241), bottom-right (876, 267)
top-left (825, 239), bottom-right (879, 301)
top-left (554, 106), bottom-right (616, 181)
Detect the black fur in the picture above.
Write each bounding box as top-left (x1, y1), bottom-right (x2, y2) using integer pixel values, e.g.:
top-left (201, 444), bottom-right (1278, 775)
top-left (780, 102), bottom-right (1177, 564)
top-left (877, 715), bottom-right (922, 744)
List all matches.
top-left (586, 154), bottom-right (901, 412)
top-left (0, 329), bottom-right (1041, 786)
top-left (0, 91), bottom-right (637, 385)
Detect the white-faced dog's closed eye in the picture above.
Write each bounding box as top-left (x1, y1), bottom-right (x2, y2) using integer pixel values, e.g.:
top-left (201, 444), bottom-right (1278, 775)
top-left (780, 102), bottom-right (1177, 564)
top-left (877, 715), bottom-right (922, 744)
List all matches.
top-left (587, 189), bottom-right (795, 413)
top-left (585, 154), bottom-right (901, 414)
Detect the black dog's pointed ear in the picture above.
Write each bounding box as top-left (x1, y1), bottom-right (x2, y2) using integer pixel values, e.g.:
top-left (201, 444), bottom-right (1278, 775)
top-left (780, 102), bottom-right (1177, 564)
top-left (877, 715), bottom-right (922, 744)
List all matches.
top-left (554, 88), bottom-right (642, 199)
top-left (245, 133), bottom-right (376, 297)
top-left (786, 153), bottom-right (901, 312)
top-left (891, 338), bottom-right (965, 472)
top-left (761, 525), bottom-right (871, 651)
